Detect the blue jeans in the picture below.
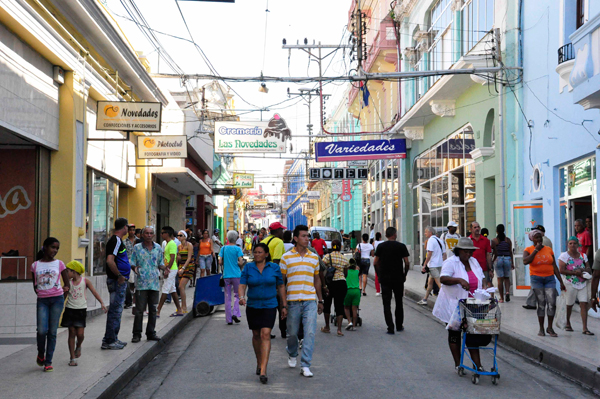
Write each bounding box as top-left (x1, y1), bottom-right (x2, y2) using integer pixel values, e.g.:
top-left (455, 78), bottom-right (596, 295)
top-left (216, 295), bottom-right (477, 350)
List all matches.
top-left (103, 278), bottom-right (127, 344)
top-left (286, 300), bottom-right (317, 368)
top-left (530, 275), bottom-right (557, 289)
top-left (495, 256), bottom-right (512, 278)
top-left (37, 295), bottom-right (64, 365)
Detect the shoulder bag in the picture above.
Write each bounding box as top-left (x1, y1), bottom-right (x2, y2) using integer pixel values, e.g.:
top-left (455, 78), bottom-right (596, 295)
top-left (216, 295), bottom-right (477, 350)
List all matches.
top-left (325, 253), bottom-right (337, 287)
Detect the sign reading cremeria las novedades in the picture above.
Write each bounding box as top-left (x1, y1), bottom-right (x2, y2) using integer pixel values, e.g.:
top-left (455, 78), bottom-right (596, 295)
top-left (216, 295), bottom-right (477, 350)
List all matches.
top-left (214, 114), bottom-right (292, 153)
top-left (97, 101), bottom-right (162, 132)
top-left (315, 138), bottom-right (406, 162)
top-left (137, 136), bottom-right (187, 159)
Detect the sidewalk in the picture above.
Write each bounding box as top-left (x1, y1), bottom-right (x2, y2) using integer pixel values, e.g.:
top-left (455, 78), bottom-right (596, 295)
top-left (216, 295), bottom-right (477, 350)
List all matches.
top-left (0, 285), bottom-right (197, 399)
top-left (364, 263), bottom-right (600, 390)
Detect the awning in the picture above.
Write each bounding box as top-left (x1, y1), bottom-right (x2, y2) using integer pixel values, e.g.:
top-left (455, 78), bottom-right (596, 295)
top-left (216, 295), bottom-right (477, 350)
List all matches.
top-left (205, 202), bottom-right (218, 210)
top-left (153, 167), bottom-right (212, 196)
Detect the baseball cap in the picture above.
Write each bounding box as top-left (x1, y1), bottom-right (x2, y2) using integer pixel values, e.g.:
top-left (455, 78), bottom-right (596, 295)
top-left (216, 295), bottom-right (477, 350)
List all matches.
top-left (447, 221), bottom-right (458, 228)
top-left (269, 222), bottom-right (286, 231)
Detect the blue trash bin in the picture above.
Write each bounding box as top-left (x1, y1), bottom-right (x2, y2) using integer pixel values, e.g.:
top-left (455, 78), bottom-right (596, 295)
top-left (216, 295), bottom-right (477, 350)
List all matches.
top-left (193, 274), bottom-right (225, 317)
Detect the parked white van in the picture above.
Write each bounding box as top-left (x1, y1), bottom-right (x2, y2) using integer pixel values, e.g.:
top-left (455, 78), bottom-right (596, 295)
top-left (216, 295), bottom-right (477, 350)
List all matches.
top-left (308, 226), bottom-right (342, 253)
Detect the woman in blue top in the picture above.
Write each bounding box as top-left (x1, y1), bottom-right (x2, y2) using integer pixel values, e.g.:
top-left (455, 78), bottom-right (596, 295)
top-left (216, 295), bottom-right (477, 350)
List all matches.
top-left (219, 231), bottom-right (245, 325)
top-left (239, 243), bottom-right (287, 384)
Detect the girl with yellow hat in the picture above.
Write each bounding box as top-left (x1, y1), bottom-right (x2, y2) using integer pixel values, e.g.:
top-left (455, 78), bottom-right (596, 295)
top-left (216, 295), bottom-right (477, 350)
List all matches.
top-left (62, 260), bottom-right (107, 366)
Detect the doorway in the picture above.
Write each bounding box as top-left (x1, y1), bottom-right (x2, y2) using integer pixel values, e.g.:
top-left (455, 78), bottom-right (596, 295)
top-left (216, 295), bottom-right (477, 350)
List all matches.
top-left (156, 195), bottom-right (170, 242)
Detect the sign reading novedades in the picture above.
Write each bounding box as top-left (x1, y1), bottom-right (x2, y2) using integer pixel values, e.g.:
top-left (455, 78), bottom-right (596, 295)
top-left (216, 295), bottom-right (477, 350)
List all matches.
top-left (97, 101), bottom-right (162, 132)
top-left (215, 114), bottom-right (292, 153)
top-left (137, 136), bottom-right (187, 159)
top-left (315, 138), bottom-right (406, 162)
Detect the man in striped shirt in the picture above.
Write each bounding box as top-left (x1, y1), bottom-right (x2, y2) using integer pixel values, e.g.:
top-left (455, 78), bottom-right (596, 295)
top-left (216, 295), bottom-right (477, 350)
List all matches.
top-left (280, 225), bottom-right (324, 378)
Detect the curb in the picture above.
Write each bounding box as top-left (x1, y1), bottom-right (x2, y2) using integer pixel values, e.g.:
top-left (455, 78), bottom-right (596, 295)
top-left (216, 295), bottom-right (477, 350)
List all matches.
top-left (82, 310), bottom-right (196, 399)
top-left (399, 280), bottom-right (600, 392)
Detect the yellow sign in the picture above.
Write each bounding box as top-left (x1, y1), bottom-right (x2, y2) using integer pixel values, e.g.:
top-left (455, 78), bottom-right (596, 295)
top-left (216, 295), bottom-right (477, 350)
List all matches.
top-left (233, 173), bottom-right (254, 188)
top-left (97, 101), bottom-right (162, 132)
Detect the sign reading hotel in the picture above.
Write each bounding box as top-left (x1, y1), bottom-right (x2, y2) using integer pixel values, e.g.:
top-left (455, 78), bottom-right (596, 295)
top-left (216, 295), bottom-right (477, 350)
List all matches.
top-left (215, 114), bottom-right (292, 153)
top-left (97, 101), bottom-right (162, 132)
top-left (137, 136), bottom-right (187, 159)
top-left (233, 173), bottom-right (254, 188)
top-left (315, 139), bottom-right (406, 162)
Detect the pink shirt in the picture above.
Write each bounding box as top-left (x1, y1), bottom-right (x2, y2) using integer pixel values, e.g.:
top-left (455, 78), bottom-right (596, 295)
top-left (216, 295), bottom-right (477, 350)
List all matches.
top-left (31, 260), bottom-right (66, 298)
top-left (467, 270), bottom-right (478, 295)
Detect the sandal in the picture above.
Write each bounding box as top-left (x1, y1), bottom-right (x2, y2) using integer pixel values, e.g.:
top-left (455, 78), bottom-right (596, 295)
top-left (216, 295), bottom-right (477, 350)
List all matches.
top-left (74, 347), bottom-right (82, 358)
top-left (337, 331), bottom-right (344, 337)
top-left (68, 359), bottom-right (77, 367)
top-left (320, 327), bottom-right (330, 334)
top-left (564, 326), bottom-right (574, 332)
top-left (546, 328), bottom-right (558, 337)
top-left (169, 312), bottom-right (184, 317)
top-left (583, 330), bottom-right (595, 336)
top-left (36, 355), bottom-right (45, 367)
top-left (43, 365), bottom-right (53, 372)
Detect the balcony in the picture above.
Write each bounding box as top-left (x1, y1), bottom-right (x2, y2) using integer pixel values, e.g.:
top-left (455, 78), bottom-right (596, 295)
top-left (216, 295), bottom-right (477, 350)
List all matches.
top-left (569, 13), bottom-right (600, 109)
top-left (556, 43), bottom-right (575, 93)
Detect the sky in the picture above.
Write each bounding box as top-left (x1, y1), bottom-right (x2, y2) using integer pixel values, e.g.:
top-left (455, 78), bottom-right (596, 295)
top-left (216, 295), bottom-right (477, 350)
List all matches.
top-left (103, 0), bottom-right (353, 195)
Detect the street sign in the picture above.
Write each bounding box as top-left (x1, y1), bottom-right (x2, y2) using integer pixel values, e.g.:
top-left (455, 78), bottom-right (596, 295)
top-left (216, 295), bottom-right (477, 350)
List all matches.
top-left (315, 138), bottom-right (406, 162)
top-left (348, 160), bottom-right (368, 166)
top-left (247, 202), bottom-right (275, 210)
top-left (212, 188), bottom-right (237, 196)
top-left (308, 168), bottom-right (368, 180)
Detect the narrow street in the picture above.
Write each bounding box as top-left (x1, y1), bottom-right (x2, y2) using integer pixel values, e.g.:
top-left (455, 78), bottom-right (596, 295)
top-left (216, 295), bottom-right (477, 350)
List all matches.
top-left (117, 287), bottom-right (596, 399)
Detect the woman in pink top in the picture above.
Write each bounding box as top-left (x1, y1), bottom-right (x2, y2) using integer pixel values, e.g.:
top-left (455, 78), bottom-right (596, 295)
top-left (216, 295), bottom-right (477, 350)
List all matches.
top-left (31, 237), bottom-right (70, 372)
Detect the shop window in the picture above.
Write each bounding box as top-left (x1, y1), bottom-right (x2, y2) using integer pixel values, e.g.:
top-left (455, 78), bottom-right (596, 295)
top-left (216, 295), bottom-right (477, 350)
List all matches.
top-left (91, 172), bottom-right (118, 275)
top-left (0, 148), bottom-right (49, 280)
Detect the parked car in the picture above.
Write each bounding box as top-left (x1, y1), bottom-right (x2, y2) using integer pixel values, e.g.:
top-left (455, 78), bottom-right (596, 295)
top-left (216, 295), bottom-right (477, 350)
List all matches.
top-left (308, 226), bottom-right (342, 254)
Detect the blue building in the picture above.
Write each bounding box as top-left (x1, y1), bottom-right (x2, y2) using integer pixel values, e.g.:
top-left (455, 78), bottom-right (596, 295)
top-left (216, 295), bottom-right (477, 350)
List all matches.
top-left (284, 156), bottom-right (308, 230)
top-left (515, 0), bottom-right (600, 295)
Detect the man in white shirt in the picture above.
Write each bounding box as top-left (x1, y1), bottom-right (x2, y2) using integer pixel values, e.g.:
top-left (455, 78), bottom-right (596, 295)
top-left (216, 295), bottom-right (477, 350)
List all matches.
top-left (441, 221), bottom-right (461, 259)
top-left (418, 226), bottom-right (446, 305)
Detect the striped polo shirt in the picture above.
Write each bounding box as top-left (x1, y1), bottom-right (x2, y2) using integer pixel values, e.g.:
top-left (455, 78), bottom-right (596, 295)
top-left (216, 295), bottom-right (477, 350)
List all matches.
top-left (280, 247), bottom-right (320, 301)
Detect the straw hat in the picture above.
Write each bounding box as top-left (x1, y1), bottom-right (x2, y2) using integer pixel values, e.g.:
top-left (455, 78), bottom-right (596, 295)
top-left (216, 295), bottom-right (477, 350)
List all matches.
top-left (455, 237), bottom-right (478, 251)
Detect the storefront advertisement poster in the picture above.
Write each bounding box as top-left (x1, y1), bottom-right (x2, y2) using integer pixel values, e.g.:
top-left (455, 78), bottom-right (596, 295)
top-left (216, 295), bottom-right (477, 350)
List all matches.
top-left (315, 139), bottom-right (406, 162)
top-left (215, 114), bottom-right (292, 153)
top-left (137, 136), bottom-right (187, 159)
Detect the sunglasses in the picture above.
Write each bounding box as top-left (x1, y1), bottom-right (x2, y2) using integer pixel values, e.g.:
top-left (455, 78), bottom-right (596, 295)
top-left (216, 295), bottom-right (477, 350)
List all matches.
top-left (177, 234), bottom-right (184, 237)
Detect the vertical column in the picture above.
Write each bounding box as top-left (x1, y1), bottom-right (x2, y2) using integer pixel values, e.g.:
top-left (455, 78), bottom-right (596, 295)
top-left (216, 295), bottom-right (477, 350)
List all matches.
top-left (452, 0), bottom-right (463, 62)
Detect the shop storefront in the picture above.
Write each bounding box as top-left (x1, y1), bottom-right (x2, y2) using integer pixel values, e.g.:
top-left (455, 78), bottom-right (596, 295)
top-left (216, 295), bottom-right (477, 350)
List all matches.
top-left (411, 126), bottom-right (476, 265)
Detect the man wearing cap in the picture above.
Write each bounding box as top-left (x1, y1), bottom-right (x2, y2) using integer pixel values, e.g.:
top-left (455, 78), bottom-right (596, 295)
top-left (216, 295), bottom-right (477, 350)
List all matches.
top-left (130, 226), bottom-right (165, 343)
top-left (441, 221), bottom-right (461, 259)
top-left (262, 222), bottom-right (287, 338)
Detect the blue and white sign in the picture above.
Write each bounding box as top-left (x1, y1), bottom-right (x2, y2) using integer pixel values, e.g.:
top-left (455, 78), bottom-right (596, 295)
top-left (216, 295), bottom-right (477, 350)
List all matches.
top-left (315, 139), bottom-right (406, 162)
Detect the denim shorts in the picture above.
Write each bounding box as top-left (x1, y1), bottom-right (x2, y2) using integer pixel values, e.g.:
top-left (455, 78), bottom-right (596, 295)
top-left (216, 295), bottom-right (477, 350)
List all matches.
top-left (495, 256), bottom-right (512, 278)
top-left (530, 275), bottom-right (556, 289)
top-left (198, 255), bottom-right (212, 270)
top-left (359, 258), bottom-right (371, 275)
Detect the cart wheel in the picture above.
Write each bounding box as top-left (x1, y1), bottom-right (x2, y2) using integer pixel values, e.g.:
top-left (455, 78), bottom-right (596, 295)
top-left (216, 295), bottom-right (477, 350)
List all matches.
top-left (357, 317), bottom-right (362, 327)
top-left (492, 376), bottom-right (499, 385)
top-left (196, 301), bottom-right (211, 317)
top-left (491, 367), bottom-right (496, 372)
top-left (456, 367), bottom-right (465, 377)
top-left (471, 375), bottom-right (479, 385)
top-left (192, 306), bottom-right (198, 317)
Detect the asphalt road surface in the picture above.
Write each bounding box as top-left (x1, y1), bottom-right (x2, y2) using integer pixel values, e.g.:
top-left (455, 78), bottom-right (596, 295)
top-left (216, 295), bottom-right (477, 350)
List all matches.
top-left (117, 288), bottom-right (597, 399)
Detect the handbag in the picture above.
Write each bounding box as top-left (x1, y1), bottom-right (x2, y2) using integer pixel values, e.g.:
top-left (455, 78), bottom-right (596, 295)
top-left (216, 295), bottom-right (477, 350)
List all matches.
top-left (354, 243), bottom-right (362, 264)
top-left (325, 254), bottom-right (336, 287)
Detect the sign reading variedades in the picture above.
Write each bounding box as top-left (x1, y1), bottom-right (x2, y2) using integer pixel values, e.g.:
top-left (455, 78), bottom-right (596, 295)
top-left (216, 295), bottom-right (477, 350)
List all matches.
top-left (137, 136), bottom-right (187, 159)
top-left (215, 114), bottom-right (292, 153)
top-left (315, 139), bottom-right (406, 162)
top-left (233, 173), bottom-right (254, 188)
top-left (97, 101), bottom-right (162, 132)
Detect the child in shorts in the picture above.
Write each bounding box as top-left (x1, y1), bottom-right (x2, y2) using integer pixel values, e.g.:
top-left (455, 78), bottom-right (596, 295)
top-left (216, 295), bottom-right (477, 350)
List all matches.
top-left (344, 258), bottom-right (361, 331)
top-left (62, 261), bottom-right (106, 366)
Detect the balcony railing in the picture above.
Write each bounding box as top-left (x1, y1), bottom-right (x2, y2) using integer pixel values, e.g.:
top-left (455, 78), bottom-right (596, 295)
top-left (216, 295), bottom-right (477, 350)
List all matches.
top-left (558, 43), bottom-right (575, 65)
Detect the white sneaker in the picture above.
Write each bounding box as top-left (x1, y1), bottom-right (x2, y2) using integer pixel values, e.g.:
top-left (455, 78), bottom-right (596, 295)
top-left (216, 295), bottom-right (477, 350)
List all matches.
top-left (288, 356), bottom-right (297, 368)
top-left (345, 322), bottom-right (354, 331)
top-left (417, 299), bottom-right (428, 305)
top-left (300, 367), bottom-right (313, 377)
top-left (375, 292), bottom-right (381, 296)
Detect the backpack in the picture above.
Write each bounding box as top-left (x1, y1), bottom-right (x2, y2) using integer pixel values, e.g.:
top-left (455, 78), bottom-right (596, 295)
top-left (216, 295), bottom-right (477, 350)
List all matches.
top-left (265, 236), bottom-right (276, 263)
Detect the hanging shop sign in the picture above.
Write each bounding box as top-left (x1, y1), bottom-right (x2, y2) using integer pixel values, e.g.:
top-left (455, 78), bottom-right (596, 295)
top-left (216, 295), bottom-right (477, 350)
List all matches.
top-left (212, 188), bottom-right (237, 196)
top-left (137, 136), bottom-right (187, 159)
top-left (309, 168), bottom-right (368, 180)
top-left (97, 101), bottom-right (162, 132)
top-left (247, 202), bottom-right (275, 210)
top-left (341, 180), bottom-right (352, 202)
top-left (348, 160), bottom-right (368, 166)
top-left (306, 191), bottom-right (320, 200)
top-left (214, 114), bottom-right (292, 153)
top-left (315, 139), bottom-right (406, 162)
top-left (331, 181), bottom-right (343, 194)
top-left (232, 173), bottom-right (254, 188)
